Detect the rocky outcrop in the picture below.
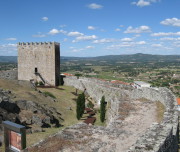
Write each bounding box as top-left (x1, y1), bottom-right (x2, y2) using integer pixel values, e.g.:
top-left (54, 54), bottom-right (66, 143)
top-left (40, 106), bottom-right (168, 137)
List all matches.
top-left (0, 89), bottom-right (63, 134)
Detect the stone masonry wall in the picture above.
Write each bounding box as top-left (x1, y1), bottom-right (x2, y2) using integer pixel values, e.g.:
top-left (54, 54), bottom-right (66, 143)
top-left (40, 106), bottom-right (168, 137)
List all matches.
top-left (64, 76), bottom-right (179, 152)
top-left (18, 42), bottom-right (60, 86)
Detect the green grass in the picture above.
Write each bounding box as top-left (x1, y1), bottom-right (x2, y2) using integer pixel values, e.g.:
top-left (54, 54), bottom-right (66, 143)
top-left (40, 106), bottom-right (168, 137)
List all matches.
top-left (43, 91), bottom-right (56, 99)
top-left (0, 79), bottom-right (83, 148)
top-left (94, 110), bottom-right (106, 126)
top-left (26, 86), bottom-right (82, 147)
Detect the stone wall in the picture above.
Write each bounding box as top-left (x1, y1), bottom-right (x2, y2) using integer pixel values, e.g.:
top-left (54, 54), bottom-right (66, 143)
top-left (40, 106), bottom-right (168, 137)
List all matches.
top-left (64, 76), bottom-right (179, 152)
top-left (18, 42), bottom-right (60, 86)
top-left (0, 70), bottom-right (17, 80)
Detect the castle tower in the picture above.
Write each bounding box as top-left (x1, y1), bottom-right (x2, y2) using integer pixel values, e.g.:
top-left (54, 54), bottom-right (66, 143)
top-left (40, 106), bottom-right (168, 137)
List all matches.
top-left (18, 42), bottom-right (60, 86)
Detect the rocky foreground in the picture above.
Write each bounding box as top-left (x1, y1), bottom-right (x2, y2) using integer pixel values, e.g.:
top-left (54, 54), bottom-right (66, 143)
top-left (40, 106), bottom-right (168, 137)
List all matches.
top-left (0, 88), bottom-right (64, 146)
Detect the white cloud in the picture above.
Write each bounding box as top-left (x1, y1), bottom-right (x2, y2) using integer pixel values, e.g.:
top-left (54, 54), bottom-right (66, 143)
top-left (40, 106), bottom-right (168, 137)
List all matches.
top-left (42, 17), bottom-right (48, 21)
top-left (93, 38), bottom-right (115, 44)
top-left (72, 48), bottom-right (84, 52)
top-left (32, 34), bottom-right (46, 37)
top-left (160, 18), bottom-right (180, 27)
top-left (136, 41), bottom-right (146, 45)
top-left (106, 44), bottom-right (132, 50)
top-left (68, 31), bottom-right (84, 37)
top-left (151, 44), bottom-right (162, 47)
top-left (134, 34), bottom-right (141, 37)
top-left (106, 41), bottom-right (146, 50)
top-left (115, 28), bottom-right (121, 32)
top-left (59, 30), bottom-right (67, 34)
top-left (5, 38), bottom-right (17, 41)
top-left (132, 0), bottom-right (160, 7)
top-left (132, 0), bottom-right (150, 7)
top-left (72, 35), bottom-right (97, 43)
top-left (88, 26), bottom-right (96, 30)
top-left (49, 29), bottom-right (60, 35)
top-left (70, 46), bottom-right (95, 53)
top-left (121, 38), bottom-right (133, 42)
top-left (151, 32), bottom-right (180, 37)
top-left (86, 46), bottom-right (94, 49)
top-left (87, 3), bottom-right (103, 9)
top-left (48, 29), bottom-right (67, 35)
top-left (0, 43), bottom-right (17, 55)
top-left (160, 37), bottom-right (178, 41)
top-left (124, 26), bottom-right (151, 33)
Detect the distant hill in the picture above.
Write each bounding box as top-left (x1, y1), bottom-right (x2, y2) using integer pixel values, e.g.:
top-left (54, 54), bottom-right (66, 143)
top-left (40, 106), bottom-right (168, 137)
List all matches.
top-left (94, 53), bottom-right (180, 62)
top-left (0, 56), bottom-right (17, 63)
top-left (0, 53), bottom-right (180, 63)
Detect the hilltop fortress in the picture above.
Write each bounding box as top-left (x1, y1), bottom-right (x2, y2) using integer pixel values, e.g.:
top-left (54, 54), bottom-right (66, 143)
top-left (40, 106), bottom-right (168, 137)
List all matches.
top-left (0, 42), bottom-right (178, 151)
top-left (18, 42), bottom-right (60, 86)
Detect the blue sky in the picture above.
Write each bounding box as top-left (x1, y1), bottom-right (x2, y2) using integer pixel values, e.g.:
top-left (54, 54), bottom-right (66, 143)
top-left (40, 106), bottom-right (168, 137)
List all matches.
top-left (0, 0), bottom-right (180, 57)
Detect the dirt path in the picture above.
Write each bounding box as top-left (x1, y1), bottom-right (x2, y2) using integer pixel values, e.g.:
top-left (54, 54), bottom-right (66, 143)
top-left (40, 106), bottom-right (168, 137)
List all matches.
top-left (114, 100), bottom-right (157, 151)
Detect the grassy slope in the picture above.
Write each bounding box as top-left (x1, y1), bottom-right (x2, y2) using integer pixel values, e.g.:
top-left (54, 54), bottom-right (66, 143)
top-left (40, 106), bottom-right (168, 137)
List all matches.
top-left (0, 79), bottom-right (81, 149)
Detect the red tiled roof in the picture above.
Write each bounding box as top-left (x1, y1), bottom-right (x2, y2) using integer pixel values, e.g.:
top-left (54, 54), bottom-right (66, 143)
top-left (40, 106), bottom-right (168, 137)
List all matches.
top-left (63, 73), bottom-right (73, 76)
top-left (177, 98), bottom-right (180, 105)
top-left (111, 80), bottom-right (130, 85)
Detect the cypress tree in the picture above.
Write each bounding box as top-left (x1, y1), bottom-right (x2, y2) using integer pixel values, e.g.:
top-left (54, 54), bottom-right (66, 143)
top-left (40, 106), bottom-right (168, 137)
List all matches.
top-left (76, 93), bottom-right (86, 119)
top-left (80, 93), bottom-right (85, 117)
top-left (100, 96), bottom-right (106, 122)
top-left (76, 94), bottom-right (81, 120)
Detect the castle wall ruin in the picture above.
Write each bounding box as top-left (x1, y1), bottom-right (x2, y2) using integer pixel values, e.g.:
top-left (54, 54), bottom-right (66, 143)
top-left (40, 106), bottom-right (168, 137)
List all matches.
top-left (63, 76), bottom-right (179, 152)
top-left (18, 42), bottom-right (60, 86)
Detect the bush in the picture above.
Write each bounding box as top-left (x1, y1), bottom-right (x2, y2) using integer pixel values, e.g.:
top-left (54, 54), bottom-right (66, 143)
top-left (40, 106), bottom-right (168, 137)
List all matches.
top-left (39, 81), bottom-right (44, 86)
top-left (75, 73), bottom-right (82, 79)
top-left (35, 81), bottom-right (38, 86)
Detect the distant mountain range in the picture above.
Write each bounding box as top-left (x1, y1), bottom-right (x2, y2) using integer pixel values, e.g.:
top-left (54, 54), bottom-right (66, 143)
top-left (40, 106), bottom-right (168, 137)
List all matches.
top-left (0, 53), bottom-right (180, 63)
top-left (0, 56), bottom-right (17, 63)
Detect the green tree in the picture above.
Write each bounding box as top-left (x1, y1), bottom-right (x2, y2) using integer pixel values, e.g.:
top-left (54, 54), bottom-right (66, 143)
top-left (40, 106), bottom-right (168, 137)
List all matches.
top-left (76, 94), bottom-right (81, 120)
top-left (80, 93), bottom-right (85, 117)
top-left (76, 93), bottom-right (86, 120)
top-left (100, 96), bottom-right (106, 122)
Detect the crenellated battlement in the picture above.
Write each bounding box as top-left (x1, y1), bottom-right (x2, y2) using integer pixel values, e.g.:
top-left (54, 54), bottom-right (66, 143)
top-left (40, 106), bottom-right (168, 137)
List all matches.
top-left (18, 42), bottom-right (60, 46)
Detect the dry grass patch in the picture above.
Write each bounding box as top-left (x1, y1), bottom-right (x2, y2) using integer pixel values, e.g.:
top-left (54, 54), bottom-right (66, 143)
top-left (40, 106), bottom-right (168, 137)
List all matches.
top-left (138, 98), bottom-right (149, 102)
top-left (156, 101), bottom-right (165, 123)
top-left (119, 102), bottom-right (135, 120)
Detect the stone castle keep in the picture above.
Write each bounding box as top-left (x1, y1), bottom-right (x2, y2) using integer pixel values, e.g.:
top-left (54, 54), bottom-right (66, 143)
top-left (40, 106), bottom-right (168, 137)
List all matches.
top-left (18, 42), bottom-right (60, 86)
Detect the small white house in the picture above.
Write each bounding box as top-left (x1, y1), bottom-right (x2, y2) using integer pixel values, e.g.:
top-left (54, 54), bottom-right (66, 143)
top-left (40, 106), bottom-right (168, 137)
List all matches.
top-left (133, 81), bottom-right (151, 89)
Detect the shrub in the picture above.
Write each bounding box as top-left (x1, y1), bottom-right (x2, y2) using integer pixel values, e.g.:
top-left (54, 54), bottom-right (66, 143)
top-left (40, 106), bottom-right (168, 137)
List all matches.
top-left (39, 81), bottom-right (44, 86)
top-left (100, 96), bottom-right (106, 122)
